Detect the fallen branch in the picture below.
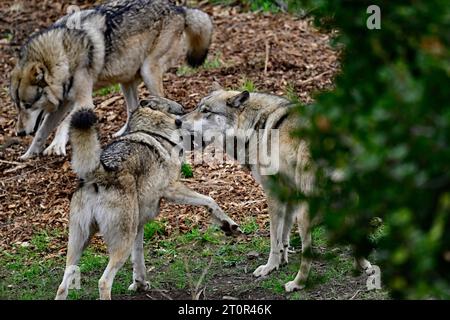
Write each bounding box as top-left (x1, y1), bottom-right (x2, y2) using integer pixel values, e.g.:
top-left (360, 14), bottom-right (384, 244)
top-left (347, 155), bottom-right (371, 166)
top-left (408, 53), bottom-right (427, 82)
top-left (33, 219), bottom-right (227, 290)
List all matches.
top-left (350, 289), bottom-right (362, 300)
top-left (0, 159), bottom-right (25, 166)
top-left (264, 40), bottom-right (270, 75)
top-left (298, 70), bottom-right (333, 86)
top-left (99, 95), bottom-right (122, 109)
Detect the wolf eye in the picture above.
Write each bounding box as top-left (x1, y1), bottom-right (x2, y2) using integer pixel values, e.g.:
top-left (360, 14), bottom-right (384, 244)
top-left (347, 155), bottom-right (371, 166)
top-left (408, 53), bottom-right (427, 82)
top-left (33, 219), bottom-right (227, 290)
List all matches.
top-left (200, 107), bottom-right (210, 113)
top-left (23, 102), bottom-right (32, 110)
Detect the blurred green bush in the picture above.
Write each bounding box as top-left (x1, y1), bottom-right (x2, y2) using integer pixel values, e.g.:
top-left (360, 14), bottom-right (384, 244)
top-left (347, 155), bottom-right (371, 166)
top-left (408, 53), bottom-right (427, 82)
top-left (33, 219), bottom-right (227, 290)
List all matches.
top-left (284, 0), bottom-right (449, 299)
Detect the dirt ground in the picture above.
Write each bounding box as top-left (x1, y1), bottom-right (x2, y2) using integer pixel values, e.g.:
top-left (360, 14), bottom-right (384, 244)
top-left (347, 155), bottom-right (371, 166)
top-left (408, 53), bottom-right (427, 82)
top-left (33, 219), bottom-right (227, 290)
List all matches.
top-left (0, 1), bottom-right (383, 301)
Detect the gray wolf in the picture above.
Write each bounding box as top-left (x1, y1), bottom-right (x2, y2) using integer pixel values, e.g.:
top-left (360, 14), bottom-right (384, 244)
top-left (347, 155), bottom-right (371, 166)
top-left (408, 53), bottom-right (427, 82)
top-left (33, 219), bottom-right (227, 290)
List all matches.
top-left (179, 84), bottom-right (374, 292)
top-left (55, 98), bottom-right (239, 300)
top-left (10, 0), bottom-right (213, 160)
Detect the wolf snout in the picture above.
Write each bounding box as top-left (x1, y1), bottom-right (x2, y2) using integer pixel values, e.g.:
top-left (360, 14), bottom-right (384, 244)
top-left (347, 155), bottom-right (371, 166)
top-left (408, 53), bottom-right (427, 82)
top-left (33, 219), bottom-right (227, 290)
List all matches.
top-left (175, 118), bottom-right (183, 128)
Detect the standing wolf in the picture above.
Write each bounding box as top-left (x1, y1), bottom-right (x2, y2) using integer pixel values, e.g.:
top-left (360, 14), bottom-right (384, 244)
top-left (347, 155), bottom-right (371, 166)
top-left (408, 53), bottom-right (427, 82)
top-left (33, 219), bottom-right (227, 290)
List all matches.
top-left (10, 0), bottom-right (213, 160)
top-left (180, 85), bottom-right (374, 292)
top-left (55, 97), bottom-right (240, 300)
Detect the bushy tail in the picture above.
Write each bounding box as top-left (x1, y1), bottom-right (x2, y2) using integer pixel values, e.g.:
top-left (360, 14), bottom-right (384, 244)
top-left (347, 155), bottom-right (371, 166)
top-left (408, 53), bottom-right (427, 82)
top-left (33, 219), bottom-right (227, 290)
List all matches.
top-left (184, 8), bottom-right (213, 68)
top-left (69, 109), bottom-right (101, 179)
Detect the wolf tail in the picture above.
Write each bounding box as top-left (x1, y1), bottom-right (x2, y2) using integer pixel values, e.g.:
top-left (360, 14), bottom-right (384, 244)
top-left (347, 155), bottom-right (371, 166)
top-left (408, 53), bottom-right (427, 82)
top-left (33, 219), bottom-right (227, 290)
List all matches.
top-left (69, 109), bottom-right (101, 180)
top-left (184, 8), bottom-right (213, 68)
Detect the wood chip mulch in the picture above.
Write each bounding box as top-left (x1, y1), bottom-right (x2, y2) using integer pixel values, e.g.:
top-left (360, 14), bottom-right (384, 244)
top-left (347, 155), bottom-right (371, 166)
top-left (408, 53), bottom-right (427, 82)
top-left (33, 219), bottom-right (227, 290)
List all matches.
top-left (0, 1), bottom-right (338, 254)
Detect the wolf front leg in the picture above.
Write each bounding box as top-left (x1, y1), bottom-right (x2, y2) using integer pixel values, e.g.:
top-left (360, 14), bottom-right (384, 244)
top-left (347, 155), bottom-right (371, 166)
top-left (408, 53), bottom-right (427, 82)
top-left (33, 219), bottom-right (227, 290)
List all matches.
top-left (163, 182), bottom-right (241, 236)
top-left (114, 79), bottom-right (140, 138)
top-left (253, 197), bottom-right (287, 278)
top-left (20, 103), bottom-right (72, 160)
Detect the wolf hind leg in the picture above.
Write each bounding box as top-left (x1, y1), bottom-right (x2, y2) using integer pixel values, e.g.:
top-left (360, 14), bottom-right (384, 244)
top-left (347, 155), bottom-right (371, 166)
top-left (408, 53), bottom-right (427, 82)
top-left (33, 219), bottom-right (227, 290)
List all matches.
top-left (97, 191), bottom-right (138, 300)
top-left (128, 226), bottom-right (150, 292)
top-left (55, 201), bottom-right (94, 300)
top-left (141, 19), bottom-right (185, 97)
top-left (285, 204), bottom-right (312, 292)
top-left (281, 204), bottom-right (297, 265)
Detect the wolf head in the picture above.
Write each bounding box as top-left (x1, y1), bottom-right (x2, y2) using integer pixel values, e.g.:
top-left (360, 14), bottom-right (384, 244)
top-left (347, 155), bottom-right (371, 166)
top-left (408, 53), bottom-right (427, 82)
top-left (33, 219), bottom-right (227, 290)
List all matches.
top-left (10, 59), bottom-right (69, 136)
top-left (180, 85), bottom-right (250, 140)
top-left (128, 97), bottom-right (185, 140)
top-left (139, 96), bottom-right (186, 116)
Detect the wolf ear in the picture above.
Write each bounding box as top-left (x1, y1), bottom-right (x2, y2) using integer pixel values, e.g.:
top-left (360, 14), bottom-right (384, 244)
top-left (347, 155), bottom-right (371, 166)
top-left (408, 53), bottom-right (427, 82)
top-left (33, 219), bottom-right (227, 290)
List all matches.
top-left (30, 63), bottom-right (47, 87)
top-left (227, 91), bottom-right (250, 108)
top-left (210, 81), bottom-right (223, 93)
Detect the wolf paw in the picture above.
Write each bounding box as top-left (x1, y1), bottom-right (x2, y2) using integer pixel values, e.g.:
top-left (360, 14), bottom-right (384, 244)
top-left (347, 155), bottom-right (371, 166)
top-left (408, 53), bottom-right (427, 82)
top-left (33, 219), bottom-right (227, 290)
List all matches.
top-left (253, 263), bottom-right (279, 278)
top-left (20, 150), bottom-right (38, 161)
top-left (285, 281), bottom-right (305, 292)
top-left (43, 140), bottom-right (67, 156)
top-left (128, 281), bottom-right (150, 292)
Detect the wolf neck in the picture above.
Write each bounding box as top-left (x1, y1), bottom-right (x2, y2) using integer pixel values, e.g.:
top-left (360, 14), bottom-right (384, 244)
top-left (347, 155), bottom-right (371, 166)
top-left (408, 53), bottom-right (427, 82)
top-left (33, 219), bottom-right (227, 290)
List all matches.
top-left (225, 94), bottom-right (292, 168)
top-left (128, 129), bottom-right (179, 147)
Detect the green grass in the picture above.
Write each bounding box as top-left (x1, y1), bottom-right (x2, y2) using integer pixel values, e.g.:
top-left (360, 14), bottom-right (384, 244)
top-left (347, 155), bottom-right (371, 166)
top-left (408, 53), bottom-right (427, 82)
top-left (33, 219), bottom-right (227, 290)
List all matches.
top-left (94, 84), bottom-right (121, 97)
top-left (285, 83), bottom-right (299, 101)
top-left (181, 163), bottom-right (194, 178)
top-left (0, 223), bottom-right (388, 300)
top-left (238, 77), bottom-right (257, 92)
top-left (144, 220), bottom-right (166, 241)
top-left (207, 0), bottom-right (305, 14)
top-left (177, 55), bottom-right (224, 76)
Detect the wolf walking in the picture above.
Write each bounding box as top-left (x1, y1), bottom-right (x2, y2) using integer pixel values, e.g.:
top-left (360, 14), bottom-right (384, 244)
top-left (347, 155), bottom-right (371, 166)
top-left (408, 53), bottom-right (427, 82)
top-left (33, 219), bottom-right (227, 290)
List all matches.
top-left (10, 0), bottom-right (213, 160)
top-left (179, 85), bottom-right (374, 291)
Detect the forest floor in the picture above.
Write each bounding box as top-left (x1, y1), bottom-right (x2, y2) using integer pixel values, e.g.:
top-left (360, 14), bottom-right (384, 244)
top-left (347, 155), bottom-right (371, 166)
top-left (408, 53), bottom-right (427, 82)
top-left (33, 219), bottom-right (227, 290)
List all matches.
top-left (0, 1), bottom-right (387, 300)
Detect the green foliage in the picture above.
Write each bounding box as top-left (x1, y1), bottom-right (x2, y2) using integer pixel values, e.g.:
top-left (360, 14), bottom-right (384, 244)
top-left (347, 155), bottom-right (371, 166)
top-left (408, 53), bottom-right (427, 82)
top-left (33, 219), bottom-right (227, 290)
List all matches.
top-left (181, 163), bottom-right (194, 178)
top-left (208, 0), bottom-right (303, 13)
top-left (240, 217), bottom-right (259, 234)
top-left (239, 77), bottom-right (257, 92)
top-left (278, 0), bottom-right (450, 298)
top-left (94, 84), bottom-right (121, 97)
top-left (144, 220), bottom-right (166, 241)
top-left (177, 55), bottom-right (223, 76)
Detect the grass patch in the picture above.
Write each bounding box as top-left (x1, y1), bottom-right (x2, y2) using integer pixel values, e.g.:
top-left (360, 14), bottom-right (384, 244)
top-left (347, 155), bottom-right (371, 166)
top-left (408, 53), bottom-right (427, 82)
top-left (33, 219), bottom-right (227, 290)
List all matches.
top-left (181, 163), bottom-right (194, 178)
top-left (94, 84), bottom-right (121, 97)
top-left (238, 77), bottom-right (257, 92)
top-left (177, 55), bottom-right (224, 76)
top-left (0, 223), bottom-right (388, 300)
top-left (207, 0), bottom-right (305, 14)
top-left (144, 220), bottom-right (166, 241)
top-left (240, 217), bottom-right (259, 235)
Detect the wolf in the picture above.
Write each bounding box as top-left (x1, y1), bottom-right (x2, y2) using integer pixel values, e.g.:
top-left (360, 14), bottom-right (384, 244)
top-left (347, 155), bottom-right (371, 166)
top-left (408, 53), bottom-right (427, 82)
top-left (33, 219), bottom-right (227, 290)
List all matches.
top-left (55, 97), bottom-right (240, 300)
top-left (10, 0), bottom-right (213, 160)
top-left (179, 84), bottom-right (374, 292)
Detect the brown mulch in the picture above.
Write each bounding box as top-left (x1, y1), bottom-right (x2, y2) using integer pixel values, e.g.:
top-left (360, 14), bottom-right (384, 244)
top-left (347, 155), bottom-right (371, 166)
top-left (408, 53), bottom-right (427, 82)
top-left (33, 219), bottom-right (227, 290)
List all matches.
top-left (0, 1), bottom-right (338, 253)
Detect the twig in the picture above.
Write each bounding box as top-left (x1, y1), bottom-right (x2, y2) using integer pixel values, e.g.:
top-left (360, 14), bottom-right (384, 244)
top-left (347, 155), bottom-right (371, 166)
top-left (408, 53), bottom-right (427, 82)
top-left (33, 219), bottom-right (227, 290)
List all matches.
top-left (2, 159), bottom-right (61, 182)
top-left (264, 40), bottom-right (270, 75)
top-left (194, 258), bottom-right (213, 300)
top-left (154, 289), bottom-right (173, 300)
top-left (4, 164), bottom-right (28, 174)
top-left (350, 289), bottom-right (362, 300)
top-left (99, 95), bottom-right (122, 109)
top-left (0, 159), bottom-right (25, 166)
top-left (298, 70), bottom-right (333, 86)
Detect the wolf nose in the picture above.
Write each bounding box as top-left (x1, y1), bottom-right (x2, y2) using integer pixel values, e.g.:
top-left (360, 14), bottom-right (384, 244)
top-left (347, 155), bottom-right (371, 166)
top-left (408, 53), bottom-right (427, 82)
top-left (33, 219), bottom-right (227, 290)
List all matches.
top-left (175, 118), bottom-right (183, 128)
top-left (17, 130), bottom-right (26, 137)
